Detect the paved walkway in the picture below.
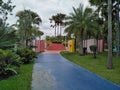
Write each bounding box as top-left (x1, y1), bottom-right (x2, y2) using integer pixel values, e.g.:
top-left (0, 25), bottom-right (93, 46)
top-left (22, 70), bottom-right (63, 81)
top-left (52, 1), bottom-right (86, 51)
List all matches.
top-left (31, 51), bottom-right (120, 90)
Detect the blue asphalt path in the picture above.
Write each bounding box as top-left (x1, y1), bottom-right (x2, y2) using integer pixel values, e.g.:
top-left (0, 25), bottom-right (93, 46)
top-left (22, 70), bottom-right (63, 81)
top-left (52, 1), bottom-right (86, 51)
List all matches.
top-left (31, 53), bottom-right (120, 90)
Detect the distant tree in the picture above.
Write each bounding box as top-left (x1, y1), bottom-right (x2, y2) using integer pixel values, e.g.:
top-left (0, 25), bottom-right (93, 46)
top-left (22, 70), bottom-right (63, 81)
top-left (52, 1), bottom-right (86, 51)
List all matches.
top-left (50, 13), bottom-right (66, 37)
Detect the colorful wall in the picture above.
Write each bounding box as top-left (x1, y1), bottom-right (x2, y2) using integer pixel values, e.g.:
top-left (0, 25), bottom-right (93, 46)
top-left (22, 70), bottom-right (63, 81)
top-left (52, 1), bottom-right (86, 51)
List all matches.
top-left (34, 40), bottom-right (45, 52)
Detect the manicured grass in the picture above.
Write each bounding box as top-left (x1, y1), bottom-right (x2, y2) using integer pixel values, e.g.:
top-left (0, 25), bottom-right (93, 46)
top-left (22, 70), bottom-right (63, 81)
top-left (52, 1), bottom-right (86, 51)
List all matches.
top-left (61, 51), bottom-right (120, 85)
top-left (0, 63), bottom-right (33, 90)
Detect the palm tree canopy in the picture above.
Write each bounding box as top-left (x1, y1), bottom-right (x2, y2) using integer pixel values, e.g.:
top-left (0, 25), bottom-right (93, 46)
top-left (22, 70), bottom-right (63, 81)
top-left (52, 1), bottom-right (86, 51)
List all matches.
top-left (65, 4), bottom-right (93, 36)
top-left (51, 13), bottom-right (66, 24)
top-left (16, 10), bottom-right (42, 25)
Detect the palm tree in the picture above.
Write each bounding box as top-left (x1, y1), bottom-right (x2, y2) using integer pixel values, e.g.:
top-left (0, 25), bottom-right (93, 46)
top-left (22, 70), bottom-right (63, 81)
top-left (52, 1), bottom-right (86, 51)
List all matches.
top-left (56, 13), bottom-right (66, 36)
top-left (90, 0), bottom-right (114, 69)
top-left (50, 13), bottom-right (66, 37)
top-left (65, 4), bottom-right (93, 55)
top-left (16, 9), bottom-right (42, 47)
top-left (50, 15), bottom-right (57, 37)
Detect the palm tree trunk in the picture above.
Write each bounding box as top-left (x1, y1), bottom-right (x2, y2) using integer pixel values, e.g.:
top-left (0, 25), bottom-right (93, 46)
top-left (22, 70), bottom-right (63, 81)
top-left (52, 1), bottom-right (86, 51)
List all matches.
top-left (107, 0), bottom-right (113, 69)
top-left (58, 23), bottom-right (60, 36)
top-left (74, 37), bottom-right (76, 52)
top-left (57, 24), bottom-right (59, 36)
top-left (55, 23), bottom-right (56, 37)
top-left (60, 25), bottom-right (62, 36)
top-left (96, 38), bottom-right (99, 53)
top-left (117, 0), bottom-right (120, 57)
top-left (79, 31), bottom-right (84, 56)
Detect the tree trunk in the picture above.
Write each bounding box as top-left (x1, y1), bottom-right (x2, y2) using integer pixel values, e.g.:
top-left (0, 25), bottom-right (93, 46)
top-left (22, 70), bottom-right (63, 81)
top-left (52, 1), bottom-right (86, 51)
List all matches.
top-left (74, 37), bottom-right (76, 52)
top-left (96, 39), bottom-right (99, 53)
top-left (55, 23), bottom-right (56, 37)
top-left (57, 24), bottom-right (59, 36)
top-left (107, 0), bottom-right (113, 69)
top-left (79, 32), bottom-right (84, 56)
top-left (117, 0), bottom-right (120, 57)
top-left (60, 25), bottom-right (62, 36)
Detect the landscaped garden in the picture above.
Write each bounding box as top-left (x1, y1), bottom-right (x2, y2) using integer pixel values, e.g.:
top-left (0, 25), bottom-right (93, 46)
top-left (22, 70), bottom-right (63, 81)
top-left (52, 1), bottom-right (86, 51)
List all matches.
top-left (0, 0), bottom-right (120, 89)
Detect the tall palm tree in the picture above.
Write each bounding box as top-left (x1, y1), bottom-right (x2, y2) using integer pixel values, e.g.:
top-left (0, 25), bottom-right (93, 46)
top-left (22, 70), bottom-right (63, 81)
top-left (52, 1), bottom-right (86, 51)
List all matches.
top-left (56, 13), bottom-right (66, 36)
top-left (50, 13), bottom-right (66, 37)
top-left (16, 9), bottom-right (42, 47)
top-left (90, 0), bottom-right (115, 69)
top-left (50, 15), bottom-right (57, 37)
top-left (65, 4), bottom-right (93, 55)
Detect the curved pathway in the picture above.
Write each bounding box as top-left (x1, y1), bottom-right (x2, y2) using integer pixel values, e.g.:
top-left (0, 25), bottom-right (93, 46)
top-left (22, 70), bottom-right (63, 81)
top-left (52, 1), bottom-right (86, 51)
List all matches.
top-left (31, 51), bottom-right (120, 90)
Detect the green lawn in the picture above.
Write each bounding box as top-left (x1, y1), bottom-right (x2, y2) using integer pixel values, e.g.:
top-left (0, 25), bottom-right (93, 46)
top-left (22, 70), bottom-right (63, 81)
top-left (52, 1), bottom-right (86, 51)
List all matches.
top-left (0, 63), bottom-right (33, 90)
top-left (61, 51), bottom-right (120, 85)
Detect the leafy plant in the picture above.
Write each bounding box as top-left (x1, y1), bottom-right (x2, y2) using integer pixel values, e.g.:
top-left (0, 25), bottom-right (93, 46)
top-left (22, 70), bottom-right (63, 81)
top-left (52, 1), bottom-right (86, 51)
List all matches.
top-left (17, 48), bottom-right (36, 64)
top-left (90, 45), bottom-right (97, 58)
top-left (0, 49), bottom-right (21, 79)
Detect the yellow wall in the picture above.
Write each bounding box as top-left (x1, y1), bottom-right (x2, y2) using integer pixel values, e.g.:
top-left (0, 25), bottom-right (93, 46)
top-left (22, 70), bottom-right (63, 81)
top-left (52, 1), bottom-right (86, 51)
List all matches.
top-left (68, 39), bottom-right (75, 53)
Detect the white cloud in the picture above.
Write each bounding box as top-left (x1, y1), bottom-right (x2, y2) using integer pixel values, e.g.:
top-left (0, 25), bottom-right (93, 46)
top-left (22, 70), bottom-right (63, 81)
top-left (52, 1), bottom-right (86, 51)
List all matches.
top-left (7, 0), bottom-right (89, 39)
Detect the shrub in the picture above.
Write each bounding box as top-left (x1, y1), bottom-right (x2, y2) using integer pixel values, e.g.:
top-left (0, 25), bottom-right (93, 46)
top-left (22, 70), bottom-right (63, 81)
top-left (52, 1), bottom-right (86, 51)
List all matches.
top-left (0, 49), bottom-right (21, 79)
top-left (17, 48), bottom-right (36, 64)
top-left (89, 45), bottom-right (97, 58)
top-left (52, 40), bottom-right (62, 43)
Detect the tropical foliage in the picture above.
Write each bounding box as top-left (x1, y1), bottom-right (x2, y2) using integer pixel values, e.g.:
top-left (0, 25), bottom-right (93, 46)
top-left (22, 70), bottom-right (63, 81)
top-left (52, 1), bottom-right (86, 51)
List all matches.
top-left (16, 9), bottom-right (43, 48)
top-left (89, 0), bottom-right (120, 52)
top-left (0, 49), bottom-right (20, 79)
top-left (65, 4), bottom-right (94, 55)
top-left (16, 48), bottom-right (37, 64)
top-left (0, 23), bottom-right (17, 49)
top-left (0, 0), bottom-right (42, 80)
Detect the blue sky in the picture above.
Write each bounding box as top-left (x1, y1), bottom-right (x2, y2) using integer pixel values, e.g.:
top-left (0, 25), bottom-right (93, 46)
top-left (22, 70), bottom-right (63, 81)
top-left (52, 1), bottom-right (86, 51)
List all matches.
top-left (7, 0), bottom-right (89, 39)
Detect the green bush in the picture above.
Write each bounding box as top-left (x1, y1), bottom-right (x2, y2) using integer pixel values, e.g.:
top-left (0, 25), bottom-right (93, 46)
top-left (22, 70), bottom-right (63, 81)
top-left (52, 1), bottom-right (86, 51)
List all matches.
top-left (52, 40), bottom-right (62, 43)
top-left (89, 45), bottom-right (97, 58)
top-left (17, 48), bottom-right (36, 64)
top-left (0, 49), bottom-right (21, 79)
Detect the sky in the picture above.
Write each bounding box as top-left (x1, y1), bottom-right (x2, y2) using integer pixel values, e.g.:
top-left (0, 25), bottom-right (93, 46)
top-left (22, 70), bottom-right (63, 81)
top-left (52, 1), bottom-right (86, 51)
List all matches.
top-left (7, 0), bottom-right (90, 39)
